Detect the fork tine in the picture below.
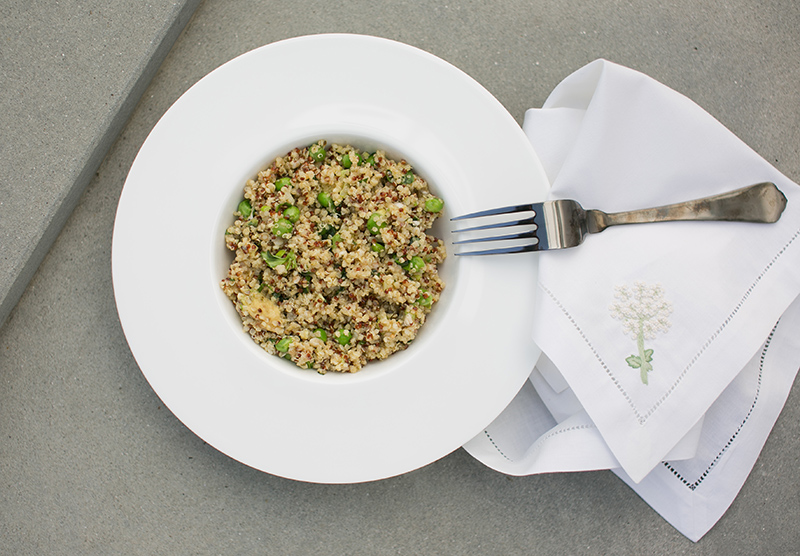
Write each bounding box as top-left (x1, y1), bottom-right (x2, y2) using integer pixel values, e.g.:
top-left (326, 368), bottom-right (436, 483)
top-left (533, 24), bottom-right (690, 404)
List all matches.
top-left (450, 203), bottom-right (536, 221)
top-left (454, 242), bottom-right (541, 256)
top-left (452, 229), bottom-right (538, 245)
top-left (451, 215), bottom-right (537, 233)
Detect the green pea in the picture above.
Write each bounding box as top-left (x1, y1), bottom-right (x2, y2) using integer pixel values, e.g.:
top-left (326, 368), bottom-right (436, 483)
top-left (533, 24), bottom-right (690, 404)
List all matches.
top-left (402, 172), bottom-right (415, 184)
top-left (283, 205), bottom-right (300, 223)
top-left (371, 242), bottom-right (385, 252)
top-left (275, 337), bottom-right (292, 353)
top-left (238, 199), bottom-right (252, 217)
top-left (342, 154), bottom-right (352, 169)
top-left (309, 144), bottom-right (326, 162)
top-left (317, 191), bottom-right (332, 208)
top-left (416, 289), bottom-right (433, 308)
top-left (367, 212), bottom-right (387, 235)
top-left (335, 329), bottom-right (353, 346)
top-left (275, 177), bottom-right (291, 191)
top-left (273, 218), bottom-right (293, 236)
top-left (424, 197), bottom-right (444, 213)
top-left (408, 256), bottom-right (425, 273)
top-left (314, 329), bottom-right (328, 342)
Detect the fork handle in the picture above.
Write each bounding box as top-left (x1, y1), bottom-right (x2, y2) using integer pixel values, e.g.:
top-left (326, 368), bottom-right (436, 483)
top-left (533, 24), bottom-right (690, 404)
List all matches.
top-left (587, 182), bottom-right (787, 233)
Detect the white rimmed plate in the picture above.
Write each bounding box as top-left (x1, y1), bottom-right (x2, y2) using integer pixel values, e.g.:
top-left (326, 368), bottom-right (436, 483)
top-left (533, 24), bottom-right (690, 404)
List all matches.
top-left (112, 34), bottom-right (548, 483)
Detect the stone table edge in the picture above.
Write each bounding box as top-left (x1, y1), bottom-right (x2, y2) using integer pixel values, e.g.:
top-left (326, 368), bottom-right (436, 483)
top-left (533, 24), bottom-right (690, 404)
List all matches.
top-left (0, 0), bottom-right (203, 330)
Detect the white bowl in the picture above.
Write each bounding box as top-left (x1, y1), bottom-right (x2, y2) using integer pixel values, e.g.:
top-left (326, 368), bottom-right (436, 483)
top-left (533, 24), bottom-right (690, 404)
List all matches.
top-left (113, 34), bottom-right (548, 483)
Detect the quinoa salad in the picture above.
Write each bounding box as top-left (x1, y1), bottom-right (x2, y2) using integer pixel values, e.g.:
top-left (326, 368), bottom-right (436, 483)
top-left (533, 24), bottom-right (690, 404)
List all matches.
top-left (221, 140), bottom-right (446, 373)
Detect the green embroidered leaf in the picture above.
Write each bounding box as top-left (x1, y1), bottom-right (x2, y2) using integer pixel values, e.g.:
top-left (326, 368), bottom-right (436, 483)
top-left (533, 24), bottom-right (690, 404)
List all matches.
top-left (644, 349), bottom-right (654, 362)
top-left (626, 355), bottom-right (642, 369)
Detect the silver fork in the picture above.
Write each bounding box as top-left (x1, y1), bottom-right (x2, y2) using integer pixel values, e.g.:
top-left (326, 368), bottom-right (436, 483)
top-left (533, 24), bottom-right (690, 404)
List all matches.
top-left (451, 182), bottom-right (787, 255)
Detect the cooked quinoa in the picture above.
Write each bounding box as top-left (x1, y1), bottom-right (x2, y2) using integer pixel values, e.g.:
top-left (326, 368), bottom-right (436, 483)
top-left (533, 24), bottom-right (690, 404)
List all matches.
top-left (221, 140), bottom-right (446, 373)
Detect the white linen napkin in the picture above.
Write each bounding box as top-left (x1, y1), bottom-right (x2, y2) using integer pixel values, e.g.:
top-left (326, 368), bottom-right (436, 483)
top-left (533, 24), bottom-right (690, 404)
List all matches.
top-left (463, 59), bottom-right (800, 541)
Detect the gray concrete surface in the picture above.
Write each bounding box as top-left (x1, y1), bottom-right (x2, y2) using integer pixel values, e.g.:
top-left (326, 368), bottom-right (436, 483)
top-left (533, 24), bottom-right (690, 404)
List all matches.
top-left (2, 0), bottom-right (799, 553)
top-left (0, 0), bottom-right (201, 329)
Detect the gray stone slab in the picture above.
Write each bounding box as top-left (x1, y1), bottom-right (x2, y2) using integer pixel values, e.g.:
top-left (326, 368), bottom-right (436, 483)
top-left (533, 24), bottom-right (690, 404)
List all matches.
top-left (0, 0), bottom-right (201, 329)
top-left (1, 0), bottom-right (799, 554)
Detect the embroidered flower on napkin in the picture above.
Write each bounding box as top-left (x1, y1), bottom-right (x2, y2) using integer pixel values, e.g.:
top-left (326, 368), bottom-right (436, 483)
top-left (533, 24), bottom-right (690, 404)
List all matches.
top-left (610, 282), bottom-right (672, 385)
